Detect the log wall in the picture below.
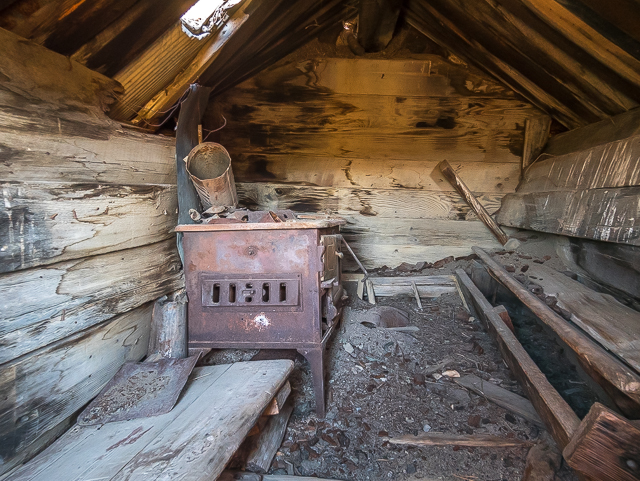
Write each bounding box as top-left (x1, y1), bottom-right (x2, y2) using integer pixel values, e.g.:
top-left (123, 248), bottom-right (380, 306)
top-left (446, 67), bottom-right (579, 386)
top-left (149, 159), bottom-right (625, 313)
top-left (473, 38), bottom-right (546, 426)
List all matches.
top-left (207, 49), bottom-right (546, 268)
top-left (0, 29), bottom-right (182, 474)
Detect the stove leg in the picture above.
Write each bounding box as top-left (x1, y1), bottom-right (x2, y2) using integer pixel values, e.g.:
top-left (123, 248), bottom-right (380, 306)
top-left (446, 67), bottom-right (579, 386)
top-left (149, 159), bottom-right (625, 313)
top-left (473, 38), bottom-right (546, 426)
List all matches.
top-left (297, 347), bottom-right (325, 418)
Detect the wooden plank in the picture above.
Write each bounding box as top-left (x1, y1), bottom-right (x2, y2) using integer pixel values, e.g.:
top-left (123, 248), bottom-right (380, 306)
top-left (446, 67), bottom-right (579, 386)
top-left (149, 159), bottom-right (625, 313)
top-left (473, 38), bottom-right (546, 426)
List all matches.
top-left (368, 275), bottom-right (455, 285)
top-left (387, 433), bottom-right (531, 447)
top-left (263, 381), bottom-right (291, 416)
top-left (0, 182), bottom-right (178, 273)
top-left (543, 108), bottom-right (640, 157)
top-left (342, 217), bottom-right (504, 246)
top-left (109, 360), bottom-right (294, 480)
top-left (0, 304), bottom-right (153, 477)
top-left (497, 187), bottom-right (640, 245)
top-left (243, 56), bottom-right (517, 98)
top-left (236, 183), bottom-right (505, 221)
top-left (3, 365), bottom-right (232, 481)
top-left (522, 116), bottom-right (551, 170)
top-left (562, 402), bottom-right (640, 481)
top-left (223, 129), bottom-right (523, 164)
top-left (218, 89), bottom-right (538, 133)
top-left (340, 216), bottom-right (503, 267)
top-left (521, 134), bottom-right (640, 192)
top-left (246, 402), bottom-right (293, 473)
top-left (472, 248), bottom-right (640, 417)
top-left (525, 264), bottom-right (640, 373)
top-left (175, 220), bottom-right (344, 232)
top-left (341, 243), bottom-right (493, 270)
top-left (232, 155), bottom-right (521, 192)
top-left (0, 27), bottom-right (121, 114)
top-left (438, 160), bottom-right (509, 244)
top-left (455, 374), bottom-right (544, 427)
top-left (263, 477), bottom-right (341, 481)
top-left (368, 285), bottom-right (456, 298)
top-left (455, 269), bottom-right (580, 448)
top-left (0, 122), bottom-right (176, 185)
top-left (0, 239), bottom-right (184, 364)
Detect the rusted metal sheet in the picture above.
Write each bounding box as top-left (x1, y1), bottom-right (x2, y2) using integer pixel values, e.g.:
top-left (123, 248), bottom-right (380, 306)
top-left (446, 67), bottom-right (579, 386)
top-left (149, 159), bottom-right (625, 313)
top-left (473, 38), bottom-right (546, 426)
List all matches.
top-left (77, 356), bottom-right (198, 425)
top-left (180, 222), bottom-right (344, 416)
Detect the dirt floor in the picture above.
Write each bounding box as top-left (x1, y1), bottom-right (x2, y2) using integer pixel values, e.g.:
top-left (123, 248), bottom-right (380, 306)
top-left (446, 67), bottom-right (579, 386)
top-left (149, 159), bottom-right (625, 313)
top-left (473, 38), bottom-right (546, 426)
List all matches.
top-left (203, 234), bottom-right (586, 480)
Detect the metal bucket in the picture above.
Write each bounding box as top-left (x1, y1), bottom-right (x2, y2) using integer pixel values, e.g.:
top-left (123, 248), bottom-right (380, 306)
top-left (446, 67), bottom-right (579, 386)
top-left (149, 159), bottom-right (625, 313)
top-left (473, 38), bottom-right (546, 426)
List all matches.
top-left (184, 142), bottom-right (238, 209)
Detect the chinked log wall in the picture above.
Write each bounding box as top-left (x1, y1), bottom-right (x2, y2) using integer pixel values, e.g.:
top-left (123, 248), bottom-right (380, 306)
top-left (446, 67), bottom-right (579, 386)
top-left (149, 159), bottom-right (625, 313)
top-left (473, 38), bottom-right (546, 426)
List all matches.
top-left (208, 51), bottom-right (546, 268)
top-left (0, 29), bottom-right (182, 475)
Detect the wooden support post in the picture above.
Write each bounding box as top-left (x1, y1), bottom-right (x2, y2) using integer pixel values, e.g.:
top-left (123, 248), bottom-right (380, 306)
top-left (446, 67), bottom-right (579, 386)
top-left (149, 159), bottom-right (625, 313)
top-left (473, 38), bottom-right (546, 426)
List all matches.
top-left (438, 160), bottom-right (509, 245)
top-left (245, 402), bottom-right (294, 473)
top-left (522, 116), bottom-right (551, 171)
top-left (472, 247), bottom-right (640, 417)
top-left (563, 403), bottom-right (640, 481)
top-left (149, 290), bottom-right (188, 359)
top-left (411, 281), bottom-right (423, 309)
top-left (262, 381), bottom-right (291, 416)
top-left (455, 269), bottom-right (580, 448)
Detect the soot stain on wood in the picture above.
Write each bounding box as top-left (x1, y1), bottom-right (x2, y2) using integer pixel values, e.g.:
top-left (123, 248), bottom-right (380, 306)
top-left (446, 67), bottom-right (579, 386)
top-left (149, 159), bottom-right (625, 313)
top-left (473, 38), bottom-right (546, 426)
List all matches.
top-left (228, 104), bottom-right (258, 119)
top-left (507, 131), bottom-right (524, 157)
top-left (245, 156), bottom-right (277, 181)
top-left (342, 160), bottom-right (358, 187)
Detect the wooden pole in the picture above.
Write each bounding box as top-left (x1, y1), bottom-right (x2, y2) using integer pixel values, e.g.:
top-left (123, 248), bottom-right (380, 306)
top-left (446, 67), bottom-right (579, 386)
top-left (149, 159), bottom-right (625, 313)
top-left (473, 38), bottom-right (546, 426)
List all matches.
top-left (472, 247), bottom-right (640, 417)
top-left (149, 290), bottom-right (188, 359)
top-left (455, 269), bottom-right (579, 448)
top-left (438, 160), bottom-right (509, 245)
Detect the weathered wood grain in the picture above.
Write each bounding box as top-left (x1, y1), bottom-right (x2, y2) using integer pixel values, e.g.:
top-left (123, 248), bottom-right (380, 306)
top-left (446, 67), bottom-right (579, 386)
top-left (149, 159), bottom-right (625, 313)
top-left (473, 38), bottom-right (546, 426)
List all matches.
top-left (245, 402), bottom-right (293, 473)
top-left (341, 217), bottom-right (503, 267)
top-left (405, 0), bottom-right (588, 129)
top-left (455, 374), bottom-right (543, 426)
top-left (0, 182), bottom-right (178, 273)
top-left (563, 402), bottom-right (640, 481)
top-left (4, 365), bottom-right (233, 481)
top-left (4, 361), bottom-right (293, 481)
top-left (247, 57), bottom-right (516, 98)
top-left (522, 115), bottom-right (551, 169)
top-left (543, 108), bottom-right (640, 157)
top-left (0, 121), bottom-right (176, 185)
top-left (497, 187), bottom-right (640, 245)
top-left (388, 433), bottom-right (531, 447)
top-left (473, 247), bottom-right (640, 417)
top-left (110, 361), bottom-right (294, 480)
top-left (438, 160), bottom-right (509, 244)
top-left (525, 264), bottom-right (640, 373)
top-left (455, 269), bottom-right (580, 448)
top-left (405, 0), bottom-right (640, 129)
top-left (223, 129), bottom-right (524, 163)
top-left (237, 183), bottom-right (504, 221)
top-left (218, 89), bottom-right (538, 133)
top-left (232, 156), bottom-right (521, 192)
top-left (0, 304), bottom-right (153, 476)
top-left (0, 239), bottom-right (184, 364)
top-left (521, 134), bottom-right (640, 192)
top-left (0, 27), bottom-right (121, 114)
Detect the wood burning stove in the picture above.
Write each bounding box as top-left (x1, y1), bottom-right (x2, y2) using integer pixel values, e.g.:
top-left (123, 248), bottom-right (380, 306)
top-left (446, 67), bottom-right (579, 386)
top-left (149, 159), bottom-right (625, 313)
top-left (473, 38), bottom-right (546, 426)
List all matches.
top-left (176, 219), bottom-right (345, 416)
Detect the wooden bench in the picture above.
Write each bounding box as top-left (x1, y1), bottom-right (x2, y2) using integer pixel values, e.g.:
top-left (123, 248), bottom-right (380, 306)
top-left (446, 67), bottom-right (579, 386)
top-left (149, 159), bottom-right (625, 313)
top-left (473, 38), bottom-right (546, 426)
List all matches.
top-left (5, 360), bottom-right (294, 481)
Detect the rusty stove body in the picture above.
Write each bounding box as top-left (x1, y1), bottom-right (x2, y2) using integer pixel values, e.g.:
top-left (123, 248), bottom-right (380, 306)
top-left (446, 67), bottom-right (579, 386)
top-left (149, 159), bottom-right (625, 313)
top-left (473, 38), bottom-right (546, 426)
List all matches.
top-left (177, 220), bottom-right (345, 417)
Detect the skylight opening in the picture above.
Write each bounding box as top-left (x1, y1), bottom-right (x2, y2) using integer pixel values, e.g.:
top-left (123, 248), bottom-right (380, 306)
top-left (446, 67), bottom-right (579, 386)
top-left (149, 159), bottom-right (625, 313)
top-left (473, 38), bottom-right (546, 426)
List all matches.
top-left (181, 0), bottom-right (230, 40)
